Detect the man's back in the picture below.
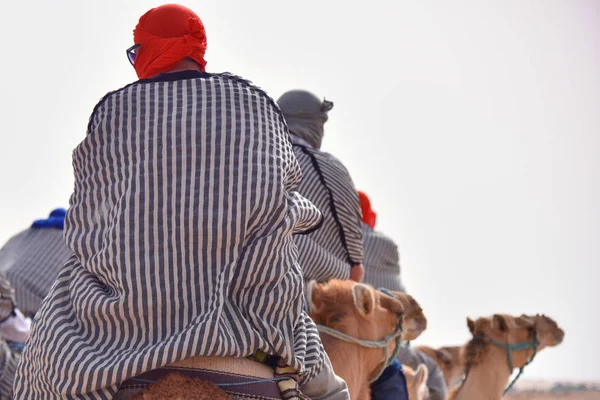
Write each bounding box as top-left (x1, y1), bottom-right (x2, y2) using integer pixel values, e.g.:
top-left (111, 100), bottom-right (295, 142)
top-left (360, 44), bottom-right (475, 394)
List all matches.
top-left (292, 143), bottom-right (363, 282)
top-left (15, 71), bottom-right (325, 398)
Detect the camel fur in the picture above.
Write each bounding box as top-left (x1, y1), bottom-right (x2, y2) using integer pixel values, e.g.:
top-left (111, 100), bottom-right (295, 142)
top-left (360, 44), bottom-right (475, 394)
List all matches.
top-left (404, 364), bottom-right (429, 400)
top-left (450, 314), bottom-right (564, 400)
top-left (308, 279), bottom-right (427, 400)
top-left (416, 345), bottom-right (464, 388)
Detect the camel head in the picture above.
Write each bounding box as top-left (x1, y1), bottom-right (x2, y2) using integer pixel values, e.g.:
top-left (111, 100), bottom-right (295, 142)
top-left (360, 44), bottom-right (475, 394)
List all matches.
top-left (389, 291), bottom-right (428, 340)
top-left (308, 279), bottom-right (405, 383)
top-left (404, 364), bottom-right (429, 400)
top-left (416, 345), bottom-right (464, 388)
top-left (465, 313), bottom-right (564, 372)
top-left (517, 314), bottom-right (565, 350)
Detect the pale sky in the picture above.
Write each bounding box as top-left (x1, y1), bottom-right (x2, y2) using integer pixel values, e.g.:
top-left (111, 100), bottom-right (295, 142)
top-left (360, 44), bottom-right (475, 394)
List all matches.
top-left (0, 0), bottom-right (598, 381)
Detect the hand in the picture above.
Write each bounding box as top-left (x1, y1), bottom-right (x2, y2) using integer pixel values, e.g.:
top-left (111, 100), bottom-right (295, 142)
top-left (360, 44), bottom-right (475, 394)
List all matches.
top-left (350, 264), bottom-right (364, 282)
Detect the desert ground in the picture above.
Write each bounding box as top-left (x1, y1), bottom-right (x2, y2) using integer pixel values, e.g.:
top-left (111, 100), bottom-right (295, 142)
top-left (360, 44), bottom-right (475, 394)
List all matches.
top-left (506, 392), bottom-right (600, 399)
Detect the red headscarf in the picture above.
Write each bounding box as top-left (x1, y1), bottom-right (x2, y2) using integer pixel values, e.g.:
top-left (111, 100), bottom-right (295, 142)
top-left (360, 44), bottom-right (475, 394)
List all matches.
top-left (358, 191), bottom-right (377, 229)
top-left (133, 4), bottom-right (207, 79)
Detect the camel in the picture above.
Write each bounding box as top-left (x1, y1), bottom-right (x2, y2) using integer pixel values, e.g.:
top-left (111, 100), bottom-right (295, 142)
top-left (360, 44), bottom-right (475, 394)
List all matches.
top-left (308, 279), bottom-right (428, 400)
top-left (450, 313), bottom-right (564, 400)
top-left (416, 345), bottom-right (464, 388)
top-left (404, 364), bottom-right (429, 400)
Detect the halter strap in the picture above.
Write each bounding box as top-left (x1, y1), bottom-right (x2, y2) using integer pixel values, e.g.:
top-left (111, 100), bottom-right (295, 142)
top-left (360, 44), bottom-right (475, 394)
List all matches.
top-left (316, 325), bottom-right (402, 383)
top-left (316, 288), bottom-right (403, 383)
top-left (477, 334), bottom-right (539, 395)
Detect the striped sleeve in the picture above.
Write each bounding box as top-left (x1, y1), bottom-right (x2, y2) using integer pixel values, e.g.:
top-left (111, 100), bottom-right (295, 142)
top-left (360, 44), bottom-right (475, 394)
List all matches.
top-left (292, 145), bottom-right (363, 282)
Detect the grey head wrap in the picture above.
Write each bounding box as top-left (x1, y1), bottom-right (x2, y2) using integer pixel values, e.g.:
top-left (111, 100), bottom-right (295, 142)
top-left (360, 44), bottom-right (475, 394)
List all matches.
top-left (277, 90), bottom-right (333, 150)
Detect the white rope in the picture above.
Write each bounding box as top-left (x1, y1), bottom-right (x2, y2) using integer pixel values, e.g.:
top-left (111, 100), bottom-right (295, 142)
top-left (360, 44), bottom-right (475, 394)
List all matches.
top-left (316, 324), bottom-right (402, 383)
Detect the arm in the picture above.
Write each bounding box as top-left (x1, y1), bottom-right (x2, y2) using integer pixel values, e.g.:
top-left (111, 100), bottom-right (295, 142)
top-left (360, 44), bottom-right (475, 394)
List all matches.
top-left (318, 154), bottom-right (364, 271)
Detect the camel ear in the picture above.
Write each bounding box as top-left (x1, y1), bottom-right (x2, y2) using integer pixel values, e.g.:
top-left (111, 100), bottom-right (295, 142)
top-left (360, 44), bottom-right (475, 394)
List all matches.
top-left (467, 317), bottom-right (475, 334)
top-left (353, 284), bottom-right (375, 317)
top-left (415, 364), bottom-right (429, 388)
top-left (307, 281), bottom-right (321, 313)
top-left (493, 315), bottom-right (509, 332)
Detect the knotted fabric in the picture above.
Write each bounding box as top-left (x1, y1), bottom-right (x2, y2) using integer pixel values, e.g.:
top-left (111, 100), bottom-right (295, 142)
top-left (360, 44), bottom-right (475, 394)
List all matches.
top-left (358, 190), bottom-right (377, 229)
top-left (133, 4), bottom-right (207, 79)
top-left (278, 90), bottom-right (332, 150)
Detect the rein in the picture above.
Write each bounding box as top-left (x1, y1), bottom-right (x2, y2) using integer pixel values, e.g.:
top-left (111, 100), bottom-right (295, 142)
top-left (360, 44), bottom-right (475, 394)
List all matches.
top-left (476, 333), bottom-right (539, 395)
top-left (315, 288), bottom-right (403, 383)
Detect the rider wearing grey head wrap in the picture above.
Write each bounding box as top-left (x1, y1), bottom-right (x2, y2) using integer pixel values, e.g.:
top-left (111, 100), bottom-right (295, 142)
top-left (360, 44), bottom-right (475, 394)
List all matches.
top-left (277, 90), bottom-right (332, 150)
top-left (278, 90), bottom-right (364, 284)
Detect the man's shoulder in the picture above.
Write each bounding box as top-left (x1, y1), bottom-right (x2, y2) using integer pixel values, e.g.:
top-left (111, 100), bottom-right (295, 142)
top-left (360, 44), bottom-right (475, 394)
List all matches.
top-left (87, 71), bottom-right (284, 132)
top-left (294, 146), bottom-right (348, 171)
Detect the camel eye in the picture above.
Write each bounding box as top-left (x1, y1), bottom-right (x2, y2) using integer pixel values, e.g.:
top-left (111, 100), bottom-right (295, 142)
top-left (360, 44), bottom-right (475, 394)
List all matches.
top-left (329, 313), bottom-right (345, 325)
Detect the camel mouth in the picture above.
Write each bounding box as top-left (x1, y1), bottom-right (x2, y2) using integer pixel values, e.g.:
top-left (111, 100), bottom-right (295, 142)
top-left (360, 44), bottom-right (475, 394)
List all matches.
top-left (552, 329), bottom-right (565, 344)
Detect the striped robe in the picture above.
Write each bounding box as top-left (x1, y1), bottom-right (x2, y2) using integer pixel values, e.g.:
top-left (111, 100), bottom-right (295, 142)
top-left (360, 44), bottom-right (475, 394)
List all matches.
top-left (0, 276), bottom-right (19, 399)
top-left (291, 136), bottom-right (363, 282)
top-left (362, 223), bottom-right (406, 293)
top-left (15, 71), bottom-right (325, 399)
top-left (0, 338), bottom-right (19, 399)
top-left (0, 228), bottom-right (72, 316)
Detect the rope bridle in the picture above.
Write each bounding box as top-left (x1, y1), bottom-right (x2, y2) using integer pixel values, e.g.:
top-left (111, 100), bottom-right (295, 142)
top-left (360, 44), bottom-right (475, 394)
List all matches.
top-left (315, 288), bottom-right (403, 383)
top-left (473, 333), bottom-right (540, 395)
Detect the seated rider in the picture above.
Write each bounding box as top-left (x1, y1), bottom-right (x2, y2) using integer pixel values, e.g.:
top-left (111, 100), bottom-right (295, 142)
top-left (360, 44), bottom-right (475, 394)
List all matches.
top-left (0, 208), bottom-right (72, 317)
top-left (277, 90), bottom-right (364, 284)
top-left (14, 5), bottom-right (347, 399)
top-left (359, 191), bottom-right (447, 400)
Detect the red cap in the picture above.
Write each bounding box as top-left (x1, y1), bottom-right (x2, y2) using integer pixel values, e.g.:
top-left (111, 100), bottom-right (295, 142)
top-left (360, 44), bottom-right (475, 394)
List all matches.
top-left (133, 4), bottom-right (207, 79)
top-left (358, 191), bottom-right (377, 229)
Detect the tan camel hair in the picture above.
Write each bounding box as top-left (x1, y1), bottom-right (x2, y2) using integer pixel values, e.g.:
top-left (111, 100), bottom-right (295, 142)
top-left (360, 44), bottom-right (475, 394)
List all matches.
top-left (404, 364), bottom-right (429, 400)
top-left (389, 290), bottom-right (428, 341)
top-left (449, 314), bottom-right (564, 400)
top-left (416, 345), bottom-right (464, 388)
top-left (131, 373), bottom-right (231, 400)
top-left (308, 279), bottom-right (427, 400)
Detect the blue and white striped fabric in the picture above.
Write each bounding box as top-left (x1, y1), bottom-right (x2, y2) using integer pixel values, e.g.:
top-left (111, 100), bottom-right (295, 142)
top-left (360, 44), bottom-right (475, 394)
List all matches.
top-left (362, 223), bottom-right (406, 293)
top-left (0, 338), bottom-right (19, 399)
top-left (290, 135), bottom-right (363, 282)
top-left (15, 71), bottom-right (325, 399)
top-left (0, 275), bottom-right (15, 323)
top-left (0, 227), bottom-right (72, 316)
top-left (0, 276), bottom-right (19, 399)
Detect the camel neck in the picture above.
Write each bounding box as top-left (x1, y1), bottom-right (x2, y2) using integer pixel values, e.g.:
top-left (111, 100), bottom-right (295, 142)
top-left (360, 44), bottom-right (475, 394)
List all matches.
top-left (454, 346), bottom-right (512, 400)
top-left (322, 337), bottom-right (371, 400)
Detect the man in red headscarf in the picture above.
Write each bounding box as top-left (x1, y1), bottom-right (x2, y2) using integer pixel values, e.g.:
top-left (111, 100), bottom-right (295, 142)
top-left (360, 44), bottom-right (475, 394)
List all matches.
top-left (15, 5), bottom-right (348, 399)
top-left (131, 3), bottom-right (208, 79)
top-left (358, 191), bottom-right (447, 400)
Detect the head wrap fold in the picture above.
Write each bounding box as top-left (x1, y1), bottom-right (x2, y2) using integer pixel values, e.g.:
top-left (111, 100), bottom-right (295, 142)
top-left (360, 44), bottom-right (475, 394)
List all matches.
top-left (358, 190), bottom-right (377, 229)
top-left (277, 90), bottom-right (333, 150)
top-left (133, 4), bottom-right (207, 79)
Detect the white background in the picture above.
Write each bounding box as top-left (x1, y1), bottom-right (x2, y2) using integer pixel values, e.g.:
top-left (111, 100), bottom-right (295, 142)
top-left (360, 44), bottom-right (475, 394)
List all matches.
top-left (0, 0), bottom-right (597, 381)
